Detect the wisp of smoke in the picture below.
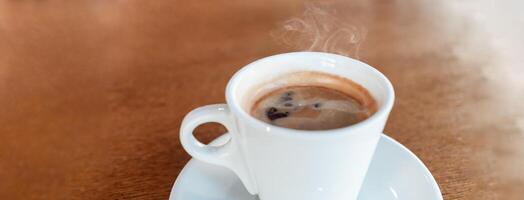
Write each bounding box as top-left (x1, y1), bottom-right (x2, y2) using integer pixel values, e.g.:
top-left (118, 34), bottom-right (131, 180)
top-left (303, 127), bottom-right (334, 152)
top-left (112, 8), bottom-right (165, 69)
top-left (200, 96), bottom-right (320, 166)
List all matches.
top-left (272, 3), bottom-right (367, 58)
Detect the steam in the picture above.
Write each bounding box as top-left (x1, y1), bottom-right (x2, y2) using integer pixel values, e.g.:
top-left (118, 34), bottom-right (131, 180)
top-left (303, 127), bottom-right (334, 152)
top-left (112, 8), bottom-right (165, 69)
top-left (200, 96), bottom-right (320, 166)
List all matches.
top-left (272, 3), bottom-right (367, 58)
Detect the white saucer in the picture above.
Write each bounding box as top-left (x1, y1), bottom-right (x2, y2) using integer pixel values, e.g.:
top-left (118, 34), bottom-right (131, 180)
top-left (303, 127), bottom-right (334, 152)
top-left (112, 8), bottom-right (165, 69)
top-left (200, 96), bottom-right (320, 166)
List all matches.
top-left (170, 133), bottom-right (443, 200)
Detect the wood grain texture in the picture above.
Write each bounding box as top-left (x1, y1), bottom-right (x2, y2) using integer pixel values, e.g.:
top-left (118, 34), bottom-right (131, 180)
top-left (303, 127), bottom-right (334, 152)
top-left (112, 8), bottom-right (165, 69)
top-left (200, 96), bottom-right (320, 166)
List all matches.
top-left (1, 0), bottom-right (523, 199)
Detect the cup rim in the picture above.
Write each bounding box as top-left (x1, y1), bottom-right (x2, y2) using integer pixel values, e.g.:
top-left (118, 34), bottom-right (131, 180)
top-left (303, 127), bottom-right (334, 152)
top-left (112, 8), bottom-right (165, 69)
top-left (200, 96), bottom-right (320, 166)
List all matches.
top-left (226, 52), bottom-right (395, 137)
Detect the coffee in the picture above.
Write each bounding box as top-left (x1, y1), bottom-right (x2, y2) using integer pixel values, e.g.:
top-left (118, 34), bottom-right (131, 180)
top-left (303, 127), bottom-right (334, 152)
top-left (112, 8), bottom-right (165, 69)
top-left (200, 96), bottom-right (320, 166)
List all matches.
top-left (250, 76), bottom-right (377, 130)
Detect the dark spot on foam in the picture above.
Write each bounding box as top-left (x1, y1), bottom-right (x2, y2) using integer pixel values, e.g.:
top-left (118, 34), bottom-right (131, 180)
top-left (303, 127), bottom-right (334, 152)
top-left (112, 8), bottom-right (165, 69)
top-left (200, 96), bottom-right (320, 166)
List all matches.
top-left (284, 102), bottom-right (293, 107)
top-left (267, 107), bottom-right (277, 114)
top-left (269, 112), bottom-right (289, 121)
top-left (266, 107), bottom-right (289, 121)
top-left (313, 103), bottom-right (322, 108)
top-left (280, 91), bottom-right (294, 101)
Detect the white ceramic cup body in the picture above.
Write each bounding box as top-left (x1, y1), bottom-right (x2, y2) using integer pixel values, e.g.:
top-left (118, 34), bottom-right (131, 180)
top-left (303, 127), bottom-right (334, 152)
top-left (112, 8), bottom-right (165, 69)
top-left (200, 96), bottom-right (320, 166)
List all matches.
top-left (180, 52), bottom-right (394, 200)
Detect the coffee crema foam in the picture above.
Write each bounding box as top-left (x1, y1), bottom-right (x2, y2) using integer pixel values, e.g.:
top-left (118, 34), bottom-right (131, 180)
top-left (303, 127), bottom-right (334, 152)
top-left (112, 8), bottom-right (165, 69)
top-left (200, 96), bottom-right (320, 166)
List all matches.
top-left (248, 72), bottom-right (377, 130)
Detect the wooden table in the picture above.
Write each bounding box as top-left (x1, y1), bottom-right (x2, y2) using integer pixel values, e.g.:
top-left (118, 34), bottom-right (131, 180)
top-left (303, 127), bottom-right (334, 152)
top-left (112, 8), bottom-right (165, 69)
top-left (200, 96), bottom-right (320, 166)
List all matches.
top-left (1, 1), bottom-right (523, 199)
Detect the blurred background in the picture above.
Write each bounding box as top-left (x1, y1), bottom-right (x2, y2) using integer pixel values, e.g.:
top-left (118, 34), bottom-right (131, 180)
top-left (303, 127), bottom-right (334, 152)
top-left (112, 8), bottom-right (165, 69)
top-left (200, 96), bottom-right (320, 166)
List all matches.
top-left (1, 0), bottom-right (523, 199)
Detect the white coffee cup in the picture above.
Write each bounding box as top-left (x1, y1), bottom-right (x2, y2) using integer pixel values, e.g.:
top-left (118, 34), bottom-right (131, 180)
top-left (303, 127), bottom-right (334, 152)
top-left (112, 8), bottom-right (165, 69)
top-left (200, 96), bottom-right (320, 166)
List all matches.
top-left (180, 52), bottom-right (395, 200)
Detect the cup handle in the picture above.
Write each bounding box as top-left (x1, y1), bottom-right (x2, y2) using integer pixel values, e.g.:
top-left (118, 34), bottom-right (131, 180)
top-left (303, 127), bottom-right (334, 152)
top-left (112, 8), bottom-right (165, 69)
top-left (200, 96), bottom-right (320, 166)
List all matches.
top-left (179, 104), bottom-right (257, 194)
